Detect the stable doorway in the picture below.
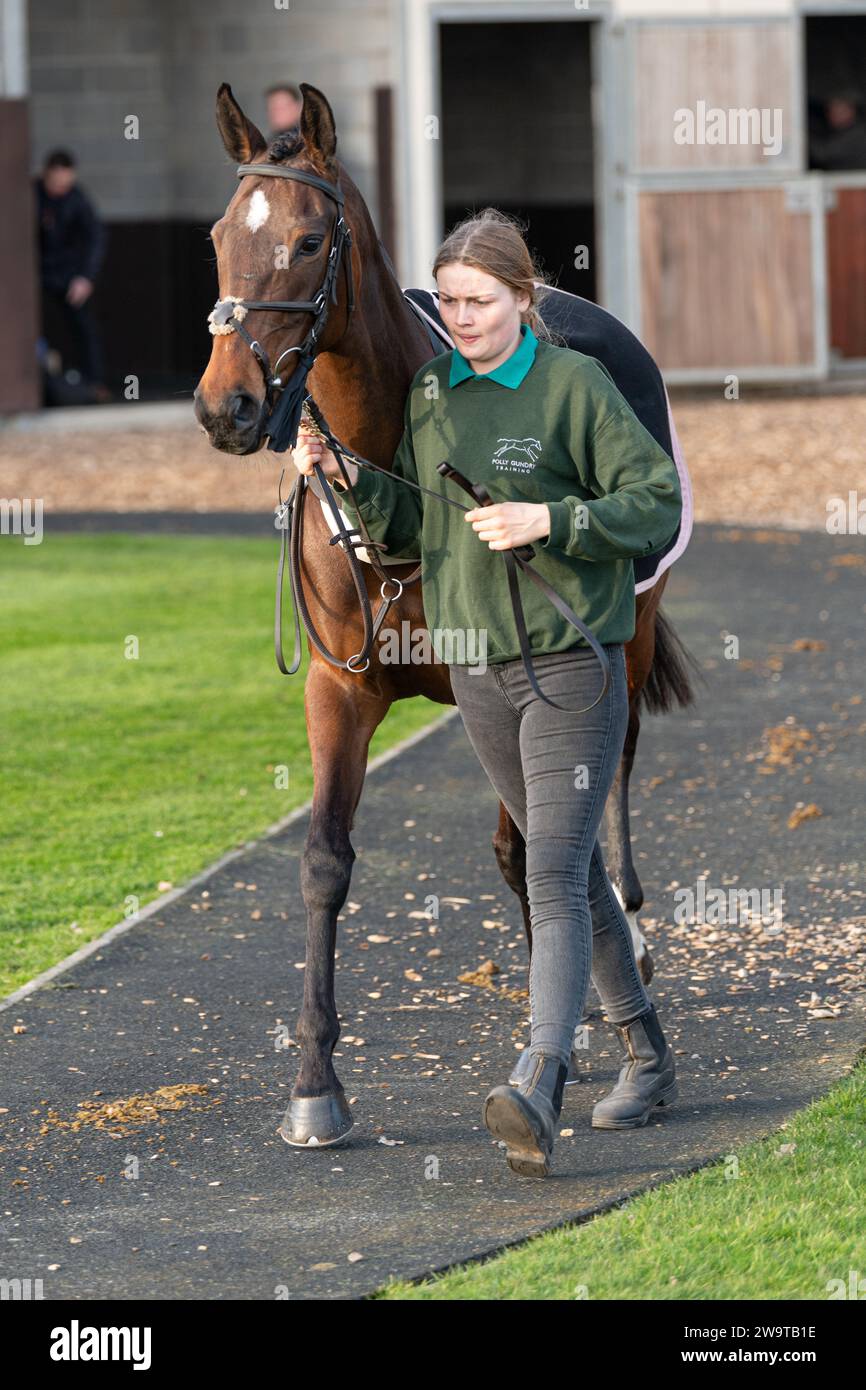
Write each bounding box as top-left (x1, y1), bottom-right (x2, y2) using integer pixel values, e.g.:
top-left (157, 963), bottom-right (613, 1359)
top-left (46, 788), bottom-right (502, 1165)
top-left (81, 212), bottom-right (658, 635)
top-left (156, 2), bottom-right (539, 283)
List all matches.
top-left (438, 19), bottom-right (599, 302)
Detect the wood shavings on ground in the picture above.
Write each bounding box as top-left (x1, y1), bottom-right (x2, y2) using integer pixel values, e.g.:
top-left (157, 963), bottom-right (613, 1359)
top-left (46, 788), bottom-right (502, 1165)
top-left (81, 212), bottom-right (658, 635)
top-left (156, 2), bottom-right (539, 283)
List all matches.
top-left (758, 723), bottom-right (814, 772)
top-left (38, 1084), bottom-right (218, 1138)
top-left (787, 803), bottom-right (824, 830)
top-left (674, 391), bottom-right (866, 531)
top-left (4, 393), bottom-right (865, 528)
top-left (458, 960), bottom-right (527, 1003)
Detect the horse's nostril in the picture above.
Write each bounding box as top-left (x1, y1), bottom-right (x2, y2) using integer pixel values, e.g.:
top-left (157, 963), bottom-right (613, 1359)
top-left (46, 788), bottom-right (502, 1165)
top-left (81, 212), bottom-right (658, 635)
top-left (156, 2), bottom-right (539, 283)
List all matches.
top-left (230, 392), bottom-right (259, 429)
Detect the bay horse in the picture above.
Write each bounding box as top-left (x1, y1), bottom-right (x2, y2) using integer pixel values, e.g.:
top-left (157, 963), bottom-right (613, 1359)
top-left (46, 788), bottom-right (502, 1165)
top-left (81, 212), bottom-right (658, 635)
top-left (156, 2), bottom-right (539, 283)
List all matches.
top-left (194, 83), bottom-right (698, 1147)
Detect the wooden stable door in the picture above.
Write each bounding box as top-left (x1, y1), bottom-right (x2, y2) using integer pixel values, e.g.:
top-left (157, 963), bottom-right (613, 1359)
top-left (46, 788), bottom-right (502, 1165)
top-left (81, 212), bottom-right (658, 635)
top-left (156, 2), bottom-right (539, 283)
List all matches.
top-left (631, 180), bottom-right (826, 381)
top-left (0, 100), bottom-right (40, 412)
top-left (825, 182), bottom-right (866, 362)
top-left (620, 15), bottom-right (826, 383)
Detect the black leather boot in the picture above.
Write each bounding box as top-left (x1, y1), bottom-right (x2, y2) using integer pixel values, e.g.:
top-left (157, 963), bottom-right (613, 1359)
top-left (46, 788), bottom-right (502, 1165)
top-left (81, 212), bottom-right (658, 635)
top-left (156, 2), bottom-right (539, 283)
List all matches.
top-left (591, 1002), bottom-right (677, 1130)
top-left (509, 1037), bottom-right (581, 1087)
top-left (483, 1053), bottom-right (569, 1177)
top-left (509, 1013), bottom-right (583, 1087)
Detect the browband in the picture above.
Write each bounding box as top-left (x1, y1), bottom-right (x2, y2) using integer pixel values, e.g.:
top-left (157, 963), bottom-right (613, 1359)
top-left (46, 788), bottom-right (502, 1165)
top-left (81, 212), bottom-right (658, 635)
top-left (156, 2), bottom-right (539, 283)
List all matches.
top-left (236, 164), bottom-right (345, 205)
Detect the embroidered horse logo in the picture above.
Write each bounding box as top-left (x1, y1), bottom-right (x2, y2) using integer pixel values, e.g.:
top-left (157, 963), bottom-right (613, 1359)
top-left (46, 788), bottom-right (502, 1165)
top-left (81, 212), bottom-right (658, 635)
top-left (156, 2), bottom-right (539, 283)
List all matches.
top-left (494, 437), bottom-right (543, 463)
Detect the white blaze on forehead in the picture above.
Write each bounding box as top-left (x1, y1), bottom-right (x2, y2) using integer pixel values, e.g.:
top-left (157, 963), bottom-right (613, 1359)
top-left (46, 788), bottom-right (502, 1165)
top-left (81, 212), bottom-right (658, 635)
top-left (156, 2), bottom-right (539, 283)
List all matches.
top-left (245, 189), bottom-right (271, 233)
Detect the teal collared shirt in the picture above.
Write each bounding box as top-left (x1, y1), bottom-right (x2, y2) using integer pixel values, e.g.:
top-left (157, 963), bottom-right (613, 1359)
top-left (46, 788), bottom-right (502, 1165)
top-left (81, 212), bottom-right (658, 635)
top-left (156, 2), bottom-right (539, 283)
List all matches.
top-left (448, 322), bottom-right (538, 389)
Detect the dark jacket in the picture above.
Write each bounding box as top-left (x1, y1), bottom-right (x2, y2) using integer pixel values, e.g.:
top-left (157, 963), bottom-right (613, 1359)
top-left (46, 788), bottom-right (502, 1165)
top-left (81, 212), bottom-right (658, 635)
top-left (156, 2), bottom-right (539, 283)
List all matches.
top-left (810, 120), bottom-right (866, 170)
top-left (36, 178), bottom-right (107, 290)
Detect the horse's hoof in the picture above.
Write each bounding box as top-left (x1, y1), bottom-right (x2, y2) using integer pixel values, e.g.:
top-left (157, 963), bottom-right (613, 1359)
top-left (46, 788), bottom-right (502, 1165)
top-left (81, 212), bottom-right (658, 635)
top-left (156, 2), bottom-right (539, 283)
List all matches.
top-left (279, 1090), bottom-right (354, 1147)
top-left (638, 949), bottom-right (655, 987)
top-left (509, 1046), bottom-right (581, 1087)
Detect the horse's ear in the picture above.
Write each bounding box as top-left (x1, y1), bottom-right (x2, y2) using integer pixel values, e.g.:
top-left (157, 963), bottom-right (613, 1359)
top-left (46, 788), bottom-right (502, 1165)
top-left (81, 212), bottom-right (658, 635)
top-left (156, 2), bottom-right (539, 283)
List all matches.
top-left (215, 83), bottom-right (267, 164)
top-left (298, 83), bottom-right (338, 172)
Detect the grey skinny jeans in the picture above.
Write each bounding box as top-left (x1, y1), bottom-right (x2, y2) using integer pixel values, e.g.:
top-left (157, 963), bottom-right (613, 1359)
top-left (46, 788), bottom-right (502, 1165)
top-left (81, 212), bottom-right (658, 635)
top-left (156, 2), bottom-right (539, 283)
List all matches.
top-left (448, 642), bottom-right (651, 1068)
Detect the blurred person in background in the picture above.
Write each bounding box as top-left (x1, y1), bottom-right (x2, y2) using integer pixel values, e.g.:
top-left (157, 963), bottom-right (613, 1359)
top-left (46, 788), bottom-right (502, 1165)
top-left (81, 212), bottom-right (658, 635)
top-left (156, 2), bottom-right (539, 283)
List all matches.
top-left (35, 148), bottom-right (110, 402)
top-left (264, 82), bottom-right (303, 143)
top-left (810, 87), bottom-right (866, 170)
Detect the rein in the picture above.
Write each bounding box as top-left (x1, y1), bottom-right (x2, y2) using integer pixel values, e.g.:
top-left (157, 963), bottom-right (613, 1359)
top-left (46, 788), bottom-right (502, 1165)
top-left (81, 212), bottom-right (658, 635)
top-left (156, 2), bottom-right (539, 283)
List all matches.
top-left (276, 396), bottom-right (611, 715)
top-left (206, 160), bottom-right (610, 714)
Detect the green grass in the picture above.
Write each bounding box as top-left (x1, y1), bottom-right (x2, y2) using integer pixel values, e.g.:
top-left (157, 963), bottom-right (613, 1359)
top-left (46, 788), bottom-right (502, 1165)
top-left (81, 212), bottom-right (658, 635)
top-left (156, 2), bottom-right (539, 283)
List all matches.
top-left (375, 1056), bottom-right (866, 1299)
top-left (0, 533), bottom-right (443, 996)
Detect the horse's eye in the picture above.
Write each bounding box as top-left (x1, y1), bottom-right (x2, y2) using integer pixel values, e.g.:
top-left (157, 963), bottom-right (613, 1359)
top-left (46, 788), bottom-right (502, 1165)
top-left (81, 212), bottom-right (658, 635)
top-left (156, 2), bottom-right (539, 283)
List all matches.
top-left (299, 236), bottom-right (323, 256)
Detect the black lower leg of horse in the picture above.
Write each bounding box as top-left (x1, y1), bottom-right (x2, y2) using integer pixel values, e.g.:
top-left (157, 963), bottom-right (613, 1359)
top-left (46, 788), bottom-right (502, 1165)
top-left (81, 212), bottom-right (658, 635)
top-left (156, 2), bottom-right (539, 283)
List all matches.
top-left (603, 706), bottom-right (654, 985)
top-left (492, 802), bottom-right (533, 956)
top-left (280, 664), bottom-right (384, 1146)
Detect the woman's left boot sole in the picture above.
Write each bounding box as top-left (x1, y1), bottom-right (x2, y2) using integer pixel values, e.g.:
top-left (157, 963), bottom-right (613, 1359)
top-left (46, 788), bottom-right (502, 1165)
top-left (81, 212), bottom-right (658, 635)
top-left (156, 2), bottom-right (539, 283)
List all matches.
top-left (483, 1089), bottom-right (551, 1177)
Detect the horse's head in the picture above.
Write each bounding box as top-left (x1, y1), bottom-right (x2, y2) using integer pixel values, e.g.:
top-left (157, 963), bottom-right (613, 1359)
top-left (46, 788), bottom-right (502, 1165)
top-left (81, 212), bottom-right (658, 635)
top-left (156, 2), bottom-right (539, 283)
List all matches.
top-left (194, 82), bottom-right (354, 454)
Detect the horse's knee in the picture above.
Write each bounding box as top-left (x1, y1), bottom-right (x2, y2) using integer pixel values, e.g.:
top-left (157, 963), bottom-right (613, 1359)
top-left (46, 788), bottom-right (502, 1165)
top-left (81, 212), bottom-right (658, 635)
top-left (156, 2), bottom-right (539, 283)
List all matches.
top-left (300, 828), bottom-right (355, 913)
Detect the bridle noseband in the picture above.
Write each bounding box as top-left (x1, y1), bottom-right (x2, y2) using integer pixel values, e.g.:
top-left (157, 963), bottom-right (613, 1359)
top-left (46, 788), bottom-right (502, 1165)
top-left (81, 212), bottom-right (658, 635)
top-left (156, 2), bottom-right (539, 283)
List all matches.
top-left (207, 162), bottom-right (355, 452)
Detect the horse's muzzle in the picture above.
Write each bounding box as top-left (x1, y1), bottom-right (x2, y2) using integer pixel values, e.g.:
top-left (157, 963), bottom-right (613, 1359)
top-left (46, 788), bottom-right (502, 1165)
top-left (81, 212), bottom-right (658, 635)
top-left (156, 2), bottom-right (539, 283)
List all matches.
top-left (194, 387), bottom-right (266, 455)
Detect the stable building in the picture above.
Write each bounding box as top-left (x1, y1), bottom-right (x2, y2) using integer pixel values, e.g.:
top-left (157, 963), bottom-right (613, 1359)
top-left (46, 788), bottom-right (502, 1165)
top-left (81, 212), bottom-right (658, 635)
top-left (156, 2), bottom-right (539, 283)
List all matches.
top-left (1, 0), bottom-right (864, 410)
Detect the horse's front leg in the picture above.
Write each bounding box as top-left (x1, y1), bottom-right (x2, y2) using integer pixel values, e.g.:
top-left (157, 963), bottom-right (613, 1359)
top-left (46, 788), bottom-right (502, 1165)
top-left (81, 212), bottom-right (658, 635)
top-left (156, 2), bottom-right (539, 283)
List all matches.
top-left (279, 659), bottom-right (386, 1147)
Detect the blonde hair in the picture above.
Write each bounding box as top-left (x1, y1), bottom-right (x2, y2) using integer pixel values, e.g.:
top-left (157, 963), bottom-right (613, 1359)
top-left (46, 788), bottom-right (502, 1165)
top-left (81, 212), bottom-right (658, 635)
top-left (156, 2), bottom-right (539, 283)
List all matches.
top-left (432, 207), bottom-right (567, 346)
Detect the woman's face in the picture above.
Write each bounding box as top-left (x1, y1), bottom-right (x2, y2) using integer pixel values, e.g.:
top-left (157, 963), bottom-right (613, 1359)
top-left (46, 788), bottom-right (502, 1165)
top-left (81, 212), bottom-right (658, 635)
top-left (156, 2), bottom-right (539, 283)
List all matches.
top-left (436, 263), bottom-right (530, 365)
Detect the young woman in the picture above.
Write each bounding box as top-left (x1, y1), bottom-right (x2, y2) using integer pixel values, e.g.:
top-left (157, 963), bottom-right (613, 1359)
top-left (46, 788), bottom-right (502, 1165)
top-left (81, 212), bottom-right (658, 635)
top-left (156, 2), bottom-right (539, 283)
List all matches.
top-left (291, 208), bottom-right (682, 1178)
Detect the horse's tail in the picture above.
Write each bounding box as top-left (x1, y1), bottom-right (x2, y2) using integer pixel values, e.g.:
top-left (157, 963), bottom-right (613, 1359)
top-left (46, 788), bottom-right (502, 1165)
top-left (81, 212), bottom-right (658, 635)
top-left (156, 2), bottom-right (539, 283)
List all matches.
top-left (640, 606), bottom-right (704, 714)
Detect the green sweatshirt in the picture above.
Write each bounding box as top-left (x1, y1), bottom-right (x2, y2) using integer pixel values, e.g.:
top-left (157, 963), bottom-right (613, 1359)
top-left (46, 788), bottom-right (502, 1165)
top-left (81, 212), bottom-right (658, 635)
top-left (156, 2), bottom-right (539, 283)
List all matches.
top-left (335, 332), bottom-right (682, 666)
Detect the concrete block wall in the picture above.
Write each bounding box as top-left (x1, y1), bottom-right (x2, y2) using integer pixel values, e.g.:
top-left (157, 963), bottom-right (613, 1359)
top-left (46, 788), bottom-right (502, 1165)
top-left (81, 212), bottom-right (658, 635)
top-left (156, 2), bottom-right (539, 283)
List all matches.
top-left (28, 0), bottom-right (174, 216)
top-left (27, 0), bottom-right (395, 228)
top-left (163, 0), bottom-right (394, 224)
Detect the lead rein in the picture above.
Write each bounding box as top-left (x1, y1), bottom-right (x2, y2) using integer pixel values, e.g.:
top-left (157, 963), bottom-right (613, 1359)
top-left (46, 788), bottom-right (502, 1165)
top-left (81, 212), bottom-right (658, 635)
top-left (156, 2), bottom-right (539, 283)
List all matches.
top-left (294, 395), bottom-right (611, 714)
top-left (298, 395), bottom-right (472, 513)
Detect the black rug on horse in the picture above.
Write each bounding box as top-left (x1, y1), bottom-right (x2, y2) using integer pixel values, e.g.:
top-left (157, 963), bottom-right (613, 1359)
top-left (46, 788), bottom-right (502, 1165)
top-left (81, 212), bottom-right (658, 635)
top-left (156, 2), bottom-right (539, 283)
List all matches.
top-left (403, 284), bottom-right (690, 588)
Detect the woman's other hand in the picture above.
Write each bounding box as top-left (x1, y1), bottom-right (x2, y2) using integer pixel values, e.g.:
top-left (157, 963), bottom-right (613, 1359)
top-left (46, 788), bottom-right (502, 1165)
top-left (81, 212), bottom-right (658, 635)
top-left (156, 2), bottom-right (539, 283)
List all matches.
top-left (291, 431), bottom-right (360, 489)
top-left (464, 501), bottom-right (551, 550)
top-left (291, 429), bottom-right (340, 479)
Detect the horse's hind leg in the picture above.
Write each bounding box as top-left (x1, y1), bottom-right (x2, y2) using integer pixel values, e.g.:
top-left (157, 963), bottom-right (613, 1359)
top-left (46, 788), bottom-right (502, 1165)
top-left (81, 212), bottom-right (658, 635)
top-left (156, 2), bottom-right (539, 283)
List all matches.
top-left (279, 662), bottom-right (387, 1148)
top-left (495, 778), bottom-right (652, 998)
top-left (492, 805), bottom-right (540, 1082)
top-left (603, 580), bottom-right (673, 988)
top-left (604, 704), bottom-right (654, 985)
top-left (492, 801), bottom-right (533, 954)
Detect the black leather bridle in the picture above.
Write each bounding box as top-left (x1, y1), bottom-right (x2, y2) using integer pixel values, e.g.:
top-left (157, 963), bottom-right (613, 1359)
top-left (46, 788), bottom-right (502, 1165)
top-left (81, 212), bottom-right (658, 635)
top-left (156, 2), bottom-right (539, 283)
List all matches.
top-left (207, 162), bottom-right (355, 453)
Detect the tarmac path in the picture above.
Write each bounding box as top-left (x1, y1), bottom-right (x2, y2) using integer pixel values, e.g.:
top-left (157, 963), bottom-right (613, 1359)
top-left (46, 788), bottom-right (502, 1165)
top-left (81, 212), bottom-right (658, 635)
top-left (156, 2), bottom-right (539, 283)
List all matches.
top-left (2, 523), bottom-right (865, 1299)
